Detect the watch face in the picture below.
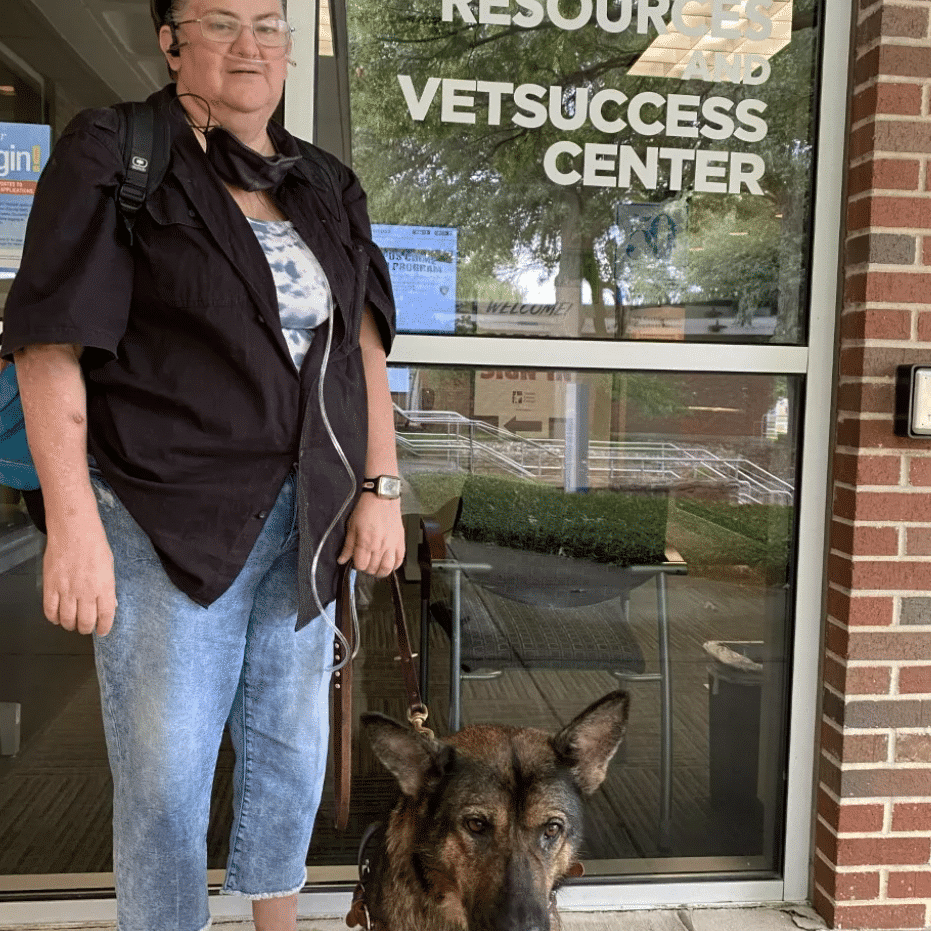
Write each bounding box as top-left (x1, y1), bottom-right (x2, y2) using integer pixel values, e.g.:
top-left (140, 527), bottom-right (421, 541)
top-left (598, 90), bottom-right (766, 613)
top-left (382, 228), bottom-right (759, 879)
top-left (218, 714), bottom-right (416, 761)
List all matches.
top-left (377, 476), bottom-right (402, 498)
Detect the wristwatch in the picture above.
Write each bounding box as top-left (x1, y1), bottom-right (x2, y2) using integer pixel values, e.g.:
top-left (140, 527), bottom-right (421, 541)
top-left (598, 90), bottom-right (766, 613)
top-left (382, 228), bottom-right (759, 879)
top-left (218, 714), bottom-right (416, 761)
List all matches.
top-left (361, 475), bottom-right (402, 499)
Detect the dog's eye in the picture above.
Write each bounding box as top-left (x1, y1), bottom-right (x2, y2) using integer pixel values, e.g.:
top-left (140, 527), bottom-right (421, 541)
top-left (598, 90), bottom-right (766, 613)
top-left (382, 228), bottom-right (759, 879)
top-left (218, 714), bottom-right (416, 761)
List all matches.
top-left (465, 817), bottom-right (489, 835)
top-left (543, 820), bottom-right (564, 840)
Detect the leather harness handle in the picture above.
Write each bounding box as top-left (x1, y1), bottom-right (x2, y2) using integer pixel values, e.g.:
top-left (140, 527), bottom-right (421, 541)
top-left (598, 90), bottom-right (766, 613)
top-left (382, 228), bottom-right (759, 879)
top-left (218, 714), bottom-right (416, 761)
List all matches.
top-left (333, 566), bottom-right (427, 831)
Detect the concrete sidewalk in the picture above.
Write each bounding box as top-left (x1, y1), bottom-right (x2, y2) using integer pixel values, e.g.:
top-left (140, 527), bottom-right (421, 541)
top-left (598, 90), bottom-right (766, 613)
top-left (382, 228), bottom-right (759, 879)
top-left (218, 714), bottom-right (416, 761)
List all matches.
top-left (2, 904), bottom-right (829, 931)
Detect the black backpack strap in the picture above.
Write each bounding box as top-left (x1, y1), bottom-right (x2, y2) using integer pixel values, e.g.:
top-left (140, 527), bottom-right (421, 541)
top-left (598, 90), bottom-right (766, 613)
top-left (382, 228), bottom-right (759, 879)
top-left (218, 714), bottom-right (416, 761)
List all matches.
top-left (114, 100), bottom-right (171, 243)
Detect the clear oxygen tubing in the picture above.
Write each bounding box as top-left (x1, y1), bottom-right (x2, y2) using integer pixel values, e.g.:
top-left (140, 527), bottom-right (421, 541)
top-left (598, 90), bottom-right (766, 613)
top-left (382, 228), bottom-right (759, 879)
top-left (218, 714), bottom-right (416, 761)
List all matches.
top-left (307, 250), bottom-right (370, 673)
top-left (172, 91), bottom-right (362, 669)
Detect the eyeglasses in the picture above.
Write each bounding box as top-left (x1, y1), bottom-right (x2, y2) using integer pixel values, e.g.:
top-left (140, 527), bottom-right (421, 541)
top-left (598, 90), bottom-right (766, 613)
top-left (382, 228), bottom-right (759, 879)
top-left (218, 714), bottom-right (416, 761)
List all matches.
top-left (174, 13), bottom-right (294, 49)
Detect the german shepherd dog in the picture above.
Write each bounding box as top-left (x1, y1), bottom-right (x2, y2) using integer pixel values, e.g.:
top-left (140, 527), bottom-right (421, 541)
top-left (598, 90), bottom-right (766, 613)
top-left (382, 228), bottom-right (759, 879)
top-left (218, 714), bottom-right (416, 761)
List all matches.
top-left (346, 690), bottom-right (629, 931)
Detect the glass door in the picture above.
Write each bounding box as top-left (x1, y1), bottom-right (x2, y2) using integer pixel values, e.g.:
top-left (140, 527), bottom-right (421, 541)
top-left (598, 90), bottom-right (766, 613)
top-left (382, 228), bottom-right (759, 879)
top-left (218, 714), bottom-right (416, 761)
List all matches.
top-left (308, 0), bottom-right (847, 906)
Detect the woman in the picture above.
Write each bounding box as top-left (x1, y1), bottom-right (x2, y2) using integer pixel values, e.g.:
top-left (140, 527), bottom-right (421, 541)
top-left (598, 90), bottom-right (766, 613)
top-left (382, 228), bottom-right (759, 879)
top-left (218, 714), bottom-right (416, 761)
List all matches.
top-left (0, 0), bottom-right (404, 928)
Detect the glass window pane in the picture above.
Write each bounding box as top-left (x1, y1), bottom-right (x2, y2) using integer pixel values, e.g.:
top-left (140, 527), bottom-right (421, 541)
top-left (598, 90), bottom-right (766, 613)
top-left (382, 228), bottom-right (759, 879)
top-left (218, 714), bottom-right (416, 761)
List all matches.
top-left (337, 365), bottom-right (798, 876)
top-left (346, 1), bottom-right (821, 343)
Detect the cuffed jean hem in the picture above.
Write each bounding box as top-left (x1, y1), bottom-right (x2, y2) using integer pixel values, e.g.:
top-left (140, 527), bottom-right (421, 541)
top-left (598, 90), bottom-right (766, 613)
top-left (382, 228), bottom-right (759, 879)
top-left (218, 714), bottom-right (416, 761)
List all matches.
top-left (219, 877), bottom-right (306, 900)
top-left (196, 919), bottom-right (212, 931)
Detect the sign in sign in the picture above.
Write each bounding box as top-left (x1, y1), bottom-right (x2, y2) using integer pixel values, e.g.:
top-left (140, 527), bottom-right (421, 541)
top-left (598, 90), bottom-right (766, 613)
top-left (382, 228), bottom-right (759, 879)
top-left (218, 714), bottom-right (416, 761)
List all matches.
top-left (0, 123), bottom-right (51, 277)
top-left (373, 224), bottom-right (457, 332)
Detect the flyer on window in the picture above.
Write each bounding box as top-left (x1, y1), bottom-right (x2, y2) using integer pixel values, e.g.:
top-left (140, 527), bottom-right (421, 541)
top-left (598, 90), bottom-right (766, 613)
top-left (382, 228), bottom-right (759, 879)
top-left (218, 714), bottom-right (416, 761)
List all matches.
top-left (0, 122), bottom-right (51, 279)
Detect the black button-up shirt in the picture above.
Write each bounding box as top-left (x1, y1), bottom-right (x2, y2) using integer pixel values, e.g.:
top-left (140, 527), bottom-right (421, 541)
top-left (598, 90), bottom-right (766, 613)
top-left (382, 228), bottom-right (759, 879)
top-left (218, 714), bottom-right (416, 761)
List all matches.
top-left (1, 85), bottom-right (395, 615)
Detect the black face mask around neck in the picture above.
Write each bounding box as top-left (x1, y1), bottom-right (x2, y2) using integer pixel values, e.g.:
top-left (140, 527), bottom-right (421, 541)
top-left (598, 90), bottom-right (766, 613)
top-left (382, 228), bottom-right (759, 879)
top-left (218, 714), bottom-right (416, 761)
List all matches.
top-left (205, 125), bottom-right (301, 191)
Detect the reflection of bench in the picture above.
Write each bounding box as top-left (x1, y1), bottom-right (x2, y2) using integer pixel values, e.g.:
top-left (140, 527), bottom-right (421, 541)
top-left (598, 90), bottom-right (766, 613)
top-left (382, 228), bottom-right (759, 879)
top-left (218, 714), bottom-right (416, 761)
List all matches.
top-left (416, 474), bottom-right (687, 849)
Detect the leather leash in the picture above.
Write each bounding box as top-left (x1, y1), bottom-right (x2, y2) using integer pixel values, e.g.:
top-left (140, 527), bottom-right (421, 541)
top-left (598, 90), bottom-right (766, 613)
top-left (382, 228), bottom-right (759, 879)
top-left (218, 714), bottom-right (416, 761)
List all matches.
top-left (333, 565), bottom-right (430, 831)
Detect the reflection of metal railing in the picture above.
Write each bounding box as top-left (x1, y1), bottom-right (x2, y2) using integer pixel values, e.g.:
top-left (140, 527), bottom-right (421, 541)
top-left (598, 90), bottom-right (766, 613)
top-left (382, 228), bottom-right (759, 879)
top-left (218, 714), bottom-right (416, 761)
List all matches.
top-left (396, 409), bottom-right (562, 478)
top-left (592, 442), bottom-right (794, 505)
top-left (396, 407), bottom-right (794, 504)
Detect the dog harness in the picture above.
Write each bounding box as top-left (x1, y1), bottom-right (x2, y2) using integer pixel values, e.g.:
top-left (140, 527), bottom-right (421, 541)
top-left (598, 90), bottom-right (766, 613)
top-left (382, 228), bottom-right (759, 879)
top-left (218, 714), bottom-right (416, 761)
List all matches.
top-left (346, 822), bottom-right (386, 930)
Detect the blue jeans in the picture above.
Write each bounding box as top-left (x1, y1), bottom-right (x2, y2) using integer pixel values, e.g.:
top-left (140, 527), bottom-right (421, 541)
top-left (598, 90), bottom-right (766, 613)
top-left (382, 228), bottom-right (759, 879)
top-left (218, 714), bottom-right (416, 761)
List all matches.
top-left (90, 468), bottom-right (332, 931)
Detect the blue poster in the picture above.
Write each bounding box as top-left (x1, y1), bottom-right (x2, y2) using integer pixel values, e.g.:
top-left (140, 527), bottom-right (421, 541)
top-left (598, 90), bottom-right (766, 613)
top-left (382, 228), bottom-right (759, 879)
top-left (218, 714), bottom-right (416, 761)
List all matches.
top-left (0, 122), bottom-right (52, 278)
top-left (372, 225), bottom-right (457, 333)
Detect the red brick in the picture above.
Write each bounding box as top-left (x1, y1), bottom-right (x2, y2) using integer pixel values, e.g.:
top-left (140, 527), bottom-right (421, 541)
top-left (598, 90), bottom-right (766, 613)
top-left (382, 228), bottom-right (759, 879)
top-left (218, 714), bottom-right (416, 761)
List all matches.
top-left (878, 45), bottom-right (931, 80)
top-left (851, 85), bottom-right (878, 126)
top-left (821, 718), bottom-right (844, 761)
top-left (856, 7), bottom-right (882, 45)
top-left (888, 869), bottom-right (931, 899)
top-left (836, 523), bottom-right (900, 557)
top-left (833, 452), bottom-right (901, 485)
top-left (815, 856), bottom-right (882, 902)
top-left (858, 525), bottom-right (898, 557)
top-left (845, 273), bottom-right (867, 304)
top-left (849, 195), bottom-right (931, 230)
top-left (876, 158), bottom-right (922, 191)
top-left (854, 46), bottom-right (882, 90)
top-left (848, 158), bottom-right (922, 195)
top-left (848, 630), bottom-right (931, 661)
top-left (818, 784), bottom-right (841, 823)
top-left (837, 869), bottom-right (883, 902)
top-left (924, 236), bottom-right (931, 266)
top-left (899, 666), bottom-right (931, 693)
top-left (880, 5), bottom-right (930, 39)
top-left (842, 766), bottom-right (931, 797)
top-left (837, 835), bottom-right (931, 867)
top-left (864, 271), bottom-right (931, 303)
top-left (874, 119), bottom-right (931, 155)
top-left (837, 558), bottom-right (931, 592)
top-left (850, 122), bottom-right (879, 164)
top-left (846, 733), bottom-right (890, 764)
top-left (905, 527), bottom-right (931, 555)
top-left (846, 665), bottom-right (893, 695)
top-left (918, 310), bottom-right (931, 338)
top-left (813, 885), bottom-right (835, 928)
top-left (838, 802), bottom-right (887, 834)
top-left (817, 816), bottom-right (839, 864)
top-left (820, 753), bottom-right (843, 798)
top-left (825, 618), bottom-right (850, 656)
top-left (837, 344), bottom-right (931, 380)
top-left (823, 653), bottom-right (847, 692)
top-left (896, 732), bottom-right (931, 763)
top-left (840, 490), bottom-right (931, 522)
top-left (827, 591), bottom-right (894, 627)
top-left (892, 802), bottom-right (931, 832)
top-left (833, 903), bottom-right (928, 929)
top-left (836, 381), bottom-right (898, 417)
top-left (875, 82), bottom-right (925, 116)
top-left (841, 309), bottom-right (912, 340)
top-left (909, 457), bottom-right (931, 486)
top-left (834, 416), bottom-right (916, 450)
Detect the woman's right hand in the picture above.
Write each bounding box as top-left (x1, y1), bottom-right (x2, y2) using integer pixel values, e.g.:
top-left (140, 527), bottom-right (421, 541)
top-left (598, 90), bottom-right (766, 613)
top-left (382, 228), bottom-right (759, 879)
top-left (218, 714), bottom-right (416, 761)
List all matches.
top-left (43, 508), bottom-right (116, 637)
top-left (14, 343), bottom-right (117, 637)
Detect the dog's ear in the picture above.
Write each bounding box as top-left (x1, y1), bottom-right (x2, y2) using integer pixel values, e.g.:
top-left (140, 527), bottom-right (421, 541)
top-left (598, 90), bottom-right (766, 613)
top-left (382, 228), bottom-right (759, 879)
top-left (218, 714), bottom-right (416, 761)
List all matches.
top-left (362, 713), bottom-right (453, 797)
top-left (551, 690), bottom-right (629, 795)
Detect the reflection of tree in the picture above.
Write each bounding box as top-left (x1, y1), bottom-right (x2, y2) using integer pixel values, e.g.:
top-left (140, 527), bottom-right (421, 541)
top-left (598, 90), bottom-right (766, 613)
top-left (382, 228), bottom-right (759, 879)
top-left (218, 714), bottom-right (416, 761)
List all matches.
top-left (347, 0), bottom-right (819, 339)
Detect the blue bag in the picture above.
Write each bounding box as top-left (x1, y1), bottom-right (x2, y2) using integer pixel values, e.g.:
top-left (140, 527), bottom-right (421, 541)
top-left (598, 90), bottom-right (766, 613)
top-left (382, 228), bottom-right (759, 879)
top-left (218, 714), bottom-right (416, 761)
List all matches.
top-left (0, 363), bottom-right (40, 491)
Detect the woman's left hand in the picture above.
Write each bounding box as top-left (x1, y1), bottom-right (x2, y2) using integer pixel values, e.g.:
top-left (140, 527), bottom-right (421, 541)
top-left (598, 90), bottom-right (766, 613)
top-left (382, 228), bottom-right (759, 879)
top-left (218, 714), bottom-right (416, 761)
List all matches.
top-left (337, 494), bottom-right (405, 577)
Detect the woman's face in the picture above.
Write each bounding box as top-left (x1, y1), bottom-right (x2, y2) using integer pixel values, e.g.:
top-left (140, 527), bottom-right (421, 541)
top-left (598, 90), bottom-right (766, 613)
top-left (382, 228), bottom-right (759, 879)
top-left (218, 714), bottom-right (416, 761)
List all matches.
top-left (159, 0), bottom-right (289, 129)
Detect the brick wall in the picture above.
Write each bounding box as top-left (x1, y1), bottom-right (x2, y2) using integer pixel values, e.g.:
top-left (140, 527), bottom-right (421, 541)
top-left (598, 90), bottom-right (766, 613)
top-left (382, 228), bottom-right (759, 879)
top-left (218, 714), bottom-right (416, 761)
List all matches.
top-left (815, 2), bottom-right (931, 929)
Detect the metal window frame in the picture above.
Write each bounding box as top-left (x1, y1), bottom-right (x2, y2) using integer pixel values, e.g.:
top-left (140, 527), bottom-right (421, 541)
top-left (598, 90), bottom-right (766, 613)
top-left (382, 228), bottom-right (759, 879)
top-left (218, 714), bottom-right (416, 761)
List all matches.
top-left (0, 0), bottom-right (850, 919)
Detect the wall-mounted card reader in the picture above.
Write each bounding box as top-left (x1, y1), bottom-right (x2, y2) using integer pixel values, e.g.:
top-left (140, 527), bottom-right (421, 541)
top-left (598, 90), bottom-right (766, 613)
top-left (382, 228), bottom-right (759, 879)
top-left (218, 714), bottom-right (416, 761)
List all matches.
top-left (895, 365), bottom-right (931, 437)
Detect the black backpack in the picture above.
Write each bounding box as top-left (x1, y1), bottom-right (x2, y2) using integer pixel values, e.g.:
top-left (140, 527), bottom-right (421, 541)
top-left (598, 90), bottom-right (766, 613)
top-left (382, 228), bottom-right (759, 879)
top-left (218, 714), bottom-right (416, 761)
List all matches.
top-left (113, 100), bottom-right (172, 242)
top-left (1, 101), bottom-right (170, 528)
